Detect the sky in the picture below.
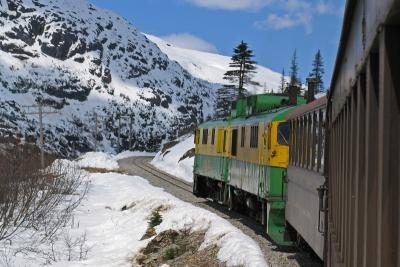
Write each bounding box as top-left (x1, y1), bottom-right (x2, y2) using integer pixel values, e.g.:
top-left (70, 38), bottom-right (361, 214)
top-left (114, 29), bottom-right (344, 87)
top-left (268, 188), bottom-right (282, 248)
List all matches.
top-left (89, 0), bottom-right (345, 90)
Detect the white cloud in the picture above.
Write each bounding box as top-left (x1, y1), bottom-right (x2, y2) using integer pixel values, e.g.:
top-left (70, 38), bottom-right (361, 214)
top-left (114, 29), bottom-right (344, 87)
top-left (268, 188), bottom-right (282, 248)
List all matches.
top-left (256, 12), bottom-right (312, 33)
top-left (161, 33), bottom-right (218, 53)
top-left (184, 0), bottom-right (274, 11)
top-left (316, 1), bottom-right (332, 14)
top-left (255, 0), bottom-right (341, 34)
top-left (257, 14), bottom-right (296, 29)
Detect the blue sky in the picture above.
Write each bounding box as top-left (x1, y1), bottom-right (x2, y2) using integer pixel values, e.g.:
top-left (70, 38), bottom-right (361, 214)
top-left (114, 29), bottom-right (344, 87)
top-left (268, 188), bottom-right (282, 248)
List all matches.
top-left (89, 0), bottom-right (345, 89)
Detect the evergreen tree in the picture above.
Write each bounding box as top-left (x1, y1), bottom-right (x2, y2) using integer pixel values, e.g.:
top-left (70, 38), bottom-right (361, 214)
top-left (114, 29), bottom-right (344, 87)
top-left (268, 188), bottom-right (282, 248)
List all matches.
top-left (290, 50), bottom-right (300, 87)
top-left (224, 41), bottom-right (258, 98)
top-left (279, 68), bottom-right (287, 94)
top-left (214, 85), bottom-right (247, 118)
top-left (310, 49), bottom-right (325, 93)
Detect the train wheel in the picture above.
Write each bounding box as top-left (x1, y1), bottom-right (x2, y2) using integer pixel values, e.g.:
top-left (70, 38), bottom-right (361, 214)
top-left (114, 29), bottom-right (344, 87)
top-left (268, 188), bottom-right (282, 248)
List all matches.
top-left (261, 200), bottom-right (267, 226)
top-left (193, 175), bottom-right (199, 196)
top-left (193, 175), bottom-right (206, 198)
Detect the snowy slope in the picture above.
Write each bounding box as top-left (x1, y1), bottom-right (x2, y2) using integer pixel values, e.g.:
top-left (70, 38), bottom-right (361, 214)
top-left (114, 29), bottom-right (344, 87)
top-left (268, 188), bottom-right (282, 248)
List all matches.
top-left (147, 34), bottom-right (282, 94)
top-left (8, 157), bottom-right (267, 267)
top-left (0, 0), bottom-right (218, 157)
top-left (151, 135), bottom-right (195, 183)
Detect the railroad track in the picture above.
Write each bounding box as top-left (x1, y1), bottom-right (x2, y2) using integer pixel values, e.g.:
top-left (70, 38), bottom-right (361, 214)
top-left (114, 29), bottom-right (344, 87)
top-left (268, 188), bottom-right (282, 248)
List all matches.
top-left (133, 157), bottom-right (193, 193)
top-left (118, 156), bottom-right (322, 267)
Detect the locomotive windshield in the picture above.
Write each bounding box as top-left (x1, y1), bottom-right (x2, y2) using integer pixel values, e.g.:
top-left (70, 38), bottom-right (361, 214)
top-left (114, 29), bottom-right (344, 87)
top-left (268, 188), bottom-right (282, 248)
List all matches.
top-left (277, 122), bottom-right (290, 146)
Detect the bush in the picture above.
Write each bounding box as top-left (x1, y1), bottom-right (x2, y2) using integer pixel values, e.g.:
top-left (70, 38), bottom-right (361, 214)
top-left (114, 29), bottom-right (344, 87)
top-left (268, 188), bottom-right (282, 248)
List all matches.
top-left (0, 142), bottom-right (89, 244)
top-left (148, 209), bottom-right (162, 228)
top-left (163, 246), bottom-right (177, 260)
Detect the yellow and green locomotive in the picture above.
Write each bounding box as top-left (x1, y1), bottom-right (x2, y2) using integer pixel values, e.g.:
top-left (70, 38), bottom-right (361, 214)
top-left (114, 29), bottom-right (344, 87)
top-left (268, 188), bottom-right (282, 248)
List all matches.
top-left (193, 93), bottom-right (306, 245)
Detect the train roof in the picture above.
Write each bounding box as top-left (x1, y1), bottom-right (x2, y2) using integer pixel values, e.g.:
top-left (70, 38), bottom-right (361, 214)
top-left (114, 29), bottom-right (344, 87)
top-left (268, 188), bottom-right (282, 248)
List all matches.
top-left (329, 0), bottom-right (400, 118)
top-left (198, 106), bottom-right (297, 129)
top-left (286, 96), bottom-right (327, 120)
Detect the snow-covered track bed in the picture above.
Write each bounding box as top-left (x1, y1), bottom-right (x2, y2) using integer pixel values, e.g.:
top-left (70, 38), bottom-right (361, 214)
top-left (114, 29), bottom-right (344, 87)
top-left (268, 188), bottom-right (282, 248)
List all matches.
top-left (134, 157), bottom-right (193, 192)
top-left (118, 156), bottom-right (322, 267)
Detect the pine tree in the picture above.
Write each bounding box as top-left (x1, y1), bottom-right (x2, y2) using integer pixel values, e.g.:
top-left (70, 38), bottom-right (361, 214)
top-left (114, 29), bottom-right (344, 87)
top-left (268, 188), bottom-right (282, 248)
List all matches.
top-left (279, 68), bottom-right (287, 94)
top-left (214, 85), bottom-right (244, 118)
top-left (290, 50), bottom-right (300, 87)
top-left (223, 41), bottom-right (258, 98)
top-left (310, 49), bottom-right (325, 93)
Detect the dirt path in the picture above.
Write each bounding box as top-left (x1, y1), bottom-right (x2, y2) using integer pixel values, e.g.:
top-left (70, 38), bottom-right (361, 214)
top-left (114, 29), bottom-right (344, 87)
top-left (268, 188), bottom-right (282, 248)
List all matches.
top-left (118, 156), bottom-right (322, 267)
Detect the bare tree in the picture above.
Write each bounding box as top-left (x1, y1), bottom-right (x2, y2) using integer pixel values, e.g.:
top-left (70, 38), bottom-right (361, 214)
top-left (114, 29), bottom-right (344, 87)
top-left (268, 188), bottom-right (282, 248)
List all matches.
top-left (0, 143), bottom-right (89, 246)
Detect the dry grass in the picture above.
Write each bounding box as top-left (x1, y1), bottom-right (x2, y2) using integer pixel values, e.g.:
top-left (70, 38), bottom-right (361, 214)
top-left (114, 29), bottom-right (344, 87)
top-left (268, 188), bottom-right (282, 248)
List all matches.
top-left (133, 228), bottom-right (226, 267)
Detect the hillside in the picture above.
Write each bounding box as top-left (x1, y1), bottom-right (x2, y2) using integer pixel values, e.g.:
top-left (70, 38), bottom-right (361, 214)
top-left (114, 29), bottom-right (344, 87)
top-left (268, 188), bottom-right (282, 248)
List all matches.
top-left (146, 34), bottom-right (282, 94)
top-left (0, 0), bottom-right (218, 157)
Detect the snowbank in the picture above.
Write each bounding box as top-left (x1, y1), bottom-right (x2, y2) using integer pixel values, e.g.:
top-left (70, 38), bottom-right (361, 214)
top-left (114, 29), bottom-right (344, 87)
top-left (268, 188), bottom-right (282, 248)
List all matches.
top-left (65, 173), bottom-right (267, 266)
top-left (77, 151), bottom-right (156, 171)
top-left (7, 153), bottom-right (267, 266)
top-left (7, 165), bottom-right (267, 266)
top-left (76, 152), bottom-right (119, 170)
top-left (151, 135), bottom-right (195, 183)
top-left (114, 150), bottom-right (156, 161)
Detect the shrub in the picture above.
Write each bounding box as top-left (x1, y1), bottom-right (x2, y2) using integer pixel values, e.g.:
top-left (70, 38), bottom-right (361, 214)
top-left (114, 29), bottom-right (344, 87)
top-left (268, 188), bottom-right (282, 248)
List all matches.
top-left (148, 209), bottom-right (162, 228)
top-left (0, 142), bottom-right (89, 244)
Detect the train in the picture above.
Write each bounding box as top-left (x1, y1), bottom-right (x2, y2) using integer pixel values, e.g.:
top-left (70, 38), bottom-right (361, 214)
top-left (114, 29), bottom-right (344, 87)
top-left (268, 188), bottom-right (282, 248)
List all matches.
top-left (193, 91), bottom-right (312, 247)
top-left (194, 1), bottom-right (400, 265)
top-left (326, 0), bottom-right (399, 266)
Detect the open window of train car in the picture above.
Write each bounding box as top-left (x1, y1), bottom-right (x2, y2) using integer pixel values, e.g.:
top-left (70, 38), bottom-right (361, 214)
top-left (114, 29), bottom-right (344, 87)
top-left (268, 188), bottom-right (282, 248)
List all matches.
top-left (231, 129), bottom-right (238, 157)
top-left (284, 96), bottom-right (327, 260)
top-left (202, 129), bottom-right (208, 145)
top-left (223, 130), bottom-right (227, 153)
top-left (240, 126), bottom-right (246, 147)
top-left (250, 125), bottom-right (259, 148)
top-left (211, 128), bottom-right (215, 145)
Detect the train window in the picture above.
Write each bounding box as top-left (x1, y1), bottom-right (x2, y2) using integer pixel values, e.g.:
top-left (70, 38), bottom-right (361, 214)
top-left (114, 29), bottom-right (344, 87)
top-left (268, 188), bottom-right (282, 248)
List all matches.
top-left (231, 129), bottom-right (238, 156)
top-left (223, 130), bottom-right (227, 152)
top-left (202, 129), bottom-right (208, 144)
top-left (240, 127), bottom-right (246, 147)
top-left (250, 125), bottom-right (259, 148)
top-left (211, 128), bottom-right (215, 145)
top-left (277, 122), bottom-right (289, 146)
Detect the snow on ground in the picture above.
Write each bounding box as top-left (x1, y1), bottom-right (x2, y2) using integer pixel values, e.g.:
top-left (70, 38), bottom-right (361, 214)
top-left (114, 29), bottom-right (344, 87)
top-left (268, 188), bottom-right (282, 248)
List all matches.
top-left (77, 152), bottom-right (120, 170)
top-left (114, 151), bottom-right (156, 161)
top-left (77, 151), bottom-right (156, 170)
top-left (151, 135), bottom-right (195, 183)
top-left (8, 153), bottom-right (267, 266)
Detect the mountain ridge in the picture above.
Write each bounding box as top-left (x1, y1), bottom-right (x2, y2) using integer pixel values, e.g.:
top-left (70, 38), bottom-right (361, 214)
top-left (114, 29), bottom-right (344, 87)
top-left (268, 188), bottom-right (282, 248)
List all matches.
top-left (146, 34), bottom-right (283, 94)
top-left (0, 0), bottom-right (219, 157)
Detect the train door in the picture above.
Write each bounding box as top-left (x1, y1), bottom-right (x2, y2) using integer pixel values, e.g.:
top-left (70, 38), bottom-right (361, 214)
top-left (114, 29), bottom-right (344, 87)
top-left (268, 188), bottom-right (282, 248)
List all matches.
top-left (216, 128), bottom-right (230, 183)
top-left (231, 128), bottom-right (238, 157)
top-left (270, 121), bottom-right (290, 168)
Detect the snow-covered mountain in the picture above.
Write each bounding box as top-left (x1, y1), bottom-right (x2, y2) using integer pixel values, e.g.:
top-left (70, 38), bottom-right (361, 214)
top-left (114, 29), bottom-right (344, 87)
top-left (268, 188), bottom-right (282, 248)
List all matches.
top-left (146, 34), bottom-right (282, 94)
top-left (0, 0), bottom-right (218, 156)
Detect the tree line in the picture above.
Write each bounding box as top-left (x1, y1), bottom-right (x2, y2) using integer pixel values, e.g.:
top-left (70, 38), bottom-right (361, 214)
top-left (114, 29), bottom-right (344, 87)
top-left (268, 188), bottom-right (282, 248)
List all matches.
top-left (215, 41), bottom-right (325, 118)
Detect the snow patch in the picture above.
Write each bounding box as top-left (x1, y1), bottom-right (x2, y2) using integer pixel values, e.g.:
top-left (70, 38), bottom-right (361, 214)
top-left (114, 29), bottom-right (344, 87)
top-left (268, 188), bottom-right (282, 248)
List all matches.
top-left (114, 150), bottom-right (156, 161)
top-left (151, 135), bottom-right (195, 183)
top-left (77, 152), bottom-right (119, 170)
top-left (77, 151), bottom-right (156, 170)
